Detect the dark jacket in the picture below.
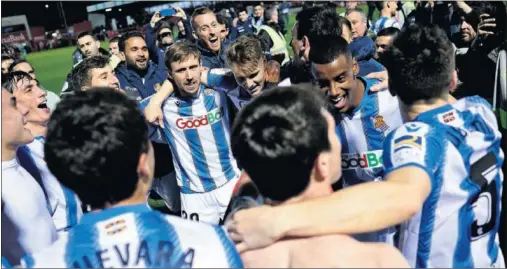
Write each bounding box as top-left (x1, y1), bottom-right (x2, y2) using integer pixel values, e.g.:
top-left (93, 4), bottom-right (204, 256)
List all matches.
top-left (145, 23), bottom-right (167, 69)
top-left (280, 60), bottom-right (313, 85)
top-left (230, 19), bottom-right (255, 40)
top-left (197, 39), bottom-right (231, 69)
top-left (349, 36), bottom-right (385, 76)
top-left (115, 62), bottom-right (167, 101)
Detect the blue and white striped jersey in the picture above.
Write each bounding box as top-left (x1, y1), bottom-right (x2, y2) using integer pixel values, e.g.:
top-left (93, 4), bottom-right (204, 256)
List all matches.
top-left (21, 204), bottom-right (243, 268)
top-left (334, 78), bottom-right (403, 243)
top-left (370, 17), bottom-right (401, 35)
top-left (383, 96), bottom-right (505, 268)
top-left (25, 136), bottom-right (82, 234)
top-left (206, 68), bottom-right (254, 110)
top-left (140, 85), bottom-right (241, 194)
top-left (335, 78), bottom-right (404, 187)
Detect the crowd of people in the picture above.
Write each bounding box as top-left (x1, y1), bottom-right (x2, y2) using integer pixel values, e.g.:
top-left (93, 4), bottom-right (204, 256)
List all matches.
top-left (1, 1), bottom-right (506, 268)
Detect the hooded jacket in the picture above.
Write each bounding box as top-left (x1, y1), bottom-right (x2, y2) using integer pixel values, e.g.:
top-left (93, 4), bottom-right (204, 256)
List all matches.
top-left (349, 36), bottom-right (385, 77)
top-left (115, 62), bottom-right (167, 102)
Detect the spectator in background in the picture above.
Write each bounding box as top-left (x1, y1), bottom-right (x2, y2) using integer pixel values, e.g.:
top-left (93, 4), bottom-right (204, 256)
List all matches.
top-left (177, 19), bottom-right (188, 40)
top-left (279, 1), bottom-right (291, 26)
top-left (455, 1), bottom-right (507, 101)
top-left (339, 15), bottom-right (353, 43)
top-left (346, 8), bottom-right (375, 41)
top-left (349, 35), bottom-right (386, 76)
top-left (108, 35), bottom-right (122, 58)
top-left (257, 6), bottom-right (290, 66)
top-left (216, 14), bottom-right (231, 42)
top-left (145, 9), bottom-right (186, 69)
top-left (339, 1), bottom-right (359, 16)
top-left (231, 5), bottom-right (255, 39)
top-left (115, 31), bottom-right (167, 101)
top-left (1, 55), bottom-right (15, 74)
top-left (452, 7), bottom-right (479, 49)
top-left (71, 48), bottom-right (83, 65)
top-left (375, 27), bottom-right (400, 62)
top-left (9, 59), bottom-right (61, 113)
top-left (371, 1), bottom-right (401, 35)
top-left (191, 7), bottom-right (231, 68)
top-left (251, 4), bottom-right (265, 29)
top-left (281, 6), bottom-right (342, 85)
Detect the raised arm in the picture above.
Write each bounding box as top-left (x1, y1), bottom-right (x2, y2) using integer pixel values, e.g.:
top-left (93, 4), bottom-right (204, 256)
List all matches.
top-left (143, 79), bottom-right (174, 128)
top-left (227, 123), bottom-right (440, 252)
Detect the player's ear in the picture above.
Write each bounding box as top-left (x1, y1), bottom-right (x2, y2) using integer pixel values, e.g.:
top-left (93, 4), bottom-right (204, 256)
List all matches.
top-left (313, 153), bottom-right (330, 183)
top-left (449, 70), bottom-right (458, 94)
top-left (137, 152), bottom-right (150, 184)
top-left (352, 57), bottom-right (359, 77)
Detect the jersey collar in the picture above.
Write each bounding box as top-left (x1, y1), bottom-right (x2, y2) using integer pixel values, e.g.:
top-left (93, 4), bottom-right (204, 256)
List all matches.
top-left (414, 103), bottom-right (455, 124)
top-left (79, 203), bottom-right (152, 225)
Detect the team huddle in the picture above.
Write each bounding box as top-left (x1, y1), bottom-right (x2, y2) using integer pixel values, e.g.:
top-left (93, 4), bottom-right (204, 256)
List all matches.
top-left (1, 1), bottom-right (505, 268)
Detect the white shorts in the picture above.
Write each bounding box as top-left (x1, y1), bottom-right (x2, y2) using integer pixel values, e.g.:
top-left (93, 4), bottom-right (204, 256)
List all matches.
top-left (180, 177), bottom-right (239, 225)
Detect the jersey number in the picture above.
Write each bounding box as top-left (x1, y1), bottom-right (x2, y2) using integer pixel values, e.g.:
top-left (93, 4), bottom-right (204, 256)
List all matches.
top-left (181, 210), bottom-right (200, 222)
top-left (469, 152), bottom-right (499, 241)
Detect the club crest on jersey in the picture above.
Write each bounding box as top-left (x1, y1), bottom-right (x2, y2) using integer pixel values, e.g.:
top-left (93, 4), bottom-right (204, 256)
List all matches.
top-left (105, 219), bottom-right (127, 235)
top-left (372, 115), bottom-right (389, 132)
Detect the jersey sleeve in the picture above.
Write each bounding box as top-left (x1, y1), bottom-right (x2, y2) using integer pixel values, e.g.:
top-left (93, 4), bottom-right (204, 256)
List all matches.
top-left (212, 226), bottom-right (244, 268)
top-left (138, 97), bottom-right (168, 144)
top-left (206, 68), bottom-right (238, 91)
top-left (383, 122), bottom-right (445, 178)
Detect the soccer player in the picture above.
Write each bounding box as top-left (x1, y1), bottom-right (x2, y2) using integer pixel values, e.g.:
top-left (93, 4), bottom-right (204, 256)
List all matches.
top-left (310, 35), bottom-right (403, 242)
top-left (144, 35), bottom-right (278, 115)
top-left (68, 56), bottom-right (121, 92)
top-left (140, 41), bottom-right (241, 225)
top-left (229, 85), bottom-right (409, 268)
top-left (20, 88), bottom-right (242, 268)
top-left (227, 24), bottom-right (505, 268)
top-left (4, 71), bottom-right (82, 235)
top-left (1, 86), bottom-right (57, 255)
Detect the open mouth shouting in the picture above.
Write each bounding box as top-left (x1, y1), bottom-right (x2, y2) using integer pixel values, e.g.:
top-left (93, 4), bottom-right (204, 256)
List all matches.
top-left (37, 99), bottom-right (50, 114)
top-left (208, 36), bottom-right (220, 50)
top-left (329, 93), bottom-right (348, 110)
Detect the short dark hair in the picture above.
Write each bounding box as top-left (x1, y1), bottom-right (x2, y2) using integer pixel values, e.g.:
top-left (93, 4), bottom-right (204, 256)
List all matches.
top-left (309, 35), bottom-right (351, 65)
top-left (1, 55), bottom-right (15, 63)
top-left (77, 31), bottom-right (96, 42)
top-left (296, 7), bottom-right (341, 44)
top-left (8, 59), bottom-right (34, 73)
top-left (69, 55), bottom-right (110, 91)
top-left (109, 35), bottom-right (121, 44)
top-left (382, 24), bottom-right (455, 105)
top-left (237, 4), bottom-right (248, 14)
top-left (1, 71), bottom-right (33, 93)
top-left (165, 40), bottom-right (201, 71)
top-left (118, 31), bottom-right (145, 52)
top-left (231, 85), bottom-right (331, 201)
top-left (377, 27), bottom-right (401, 39)
top-left (45, 88), bottom-right (149, 209)
top-left (216, 14), bottom-right (229, 29)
